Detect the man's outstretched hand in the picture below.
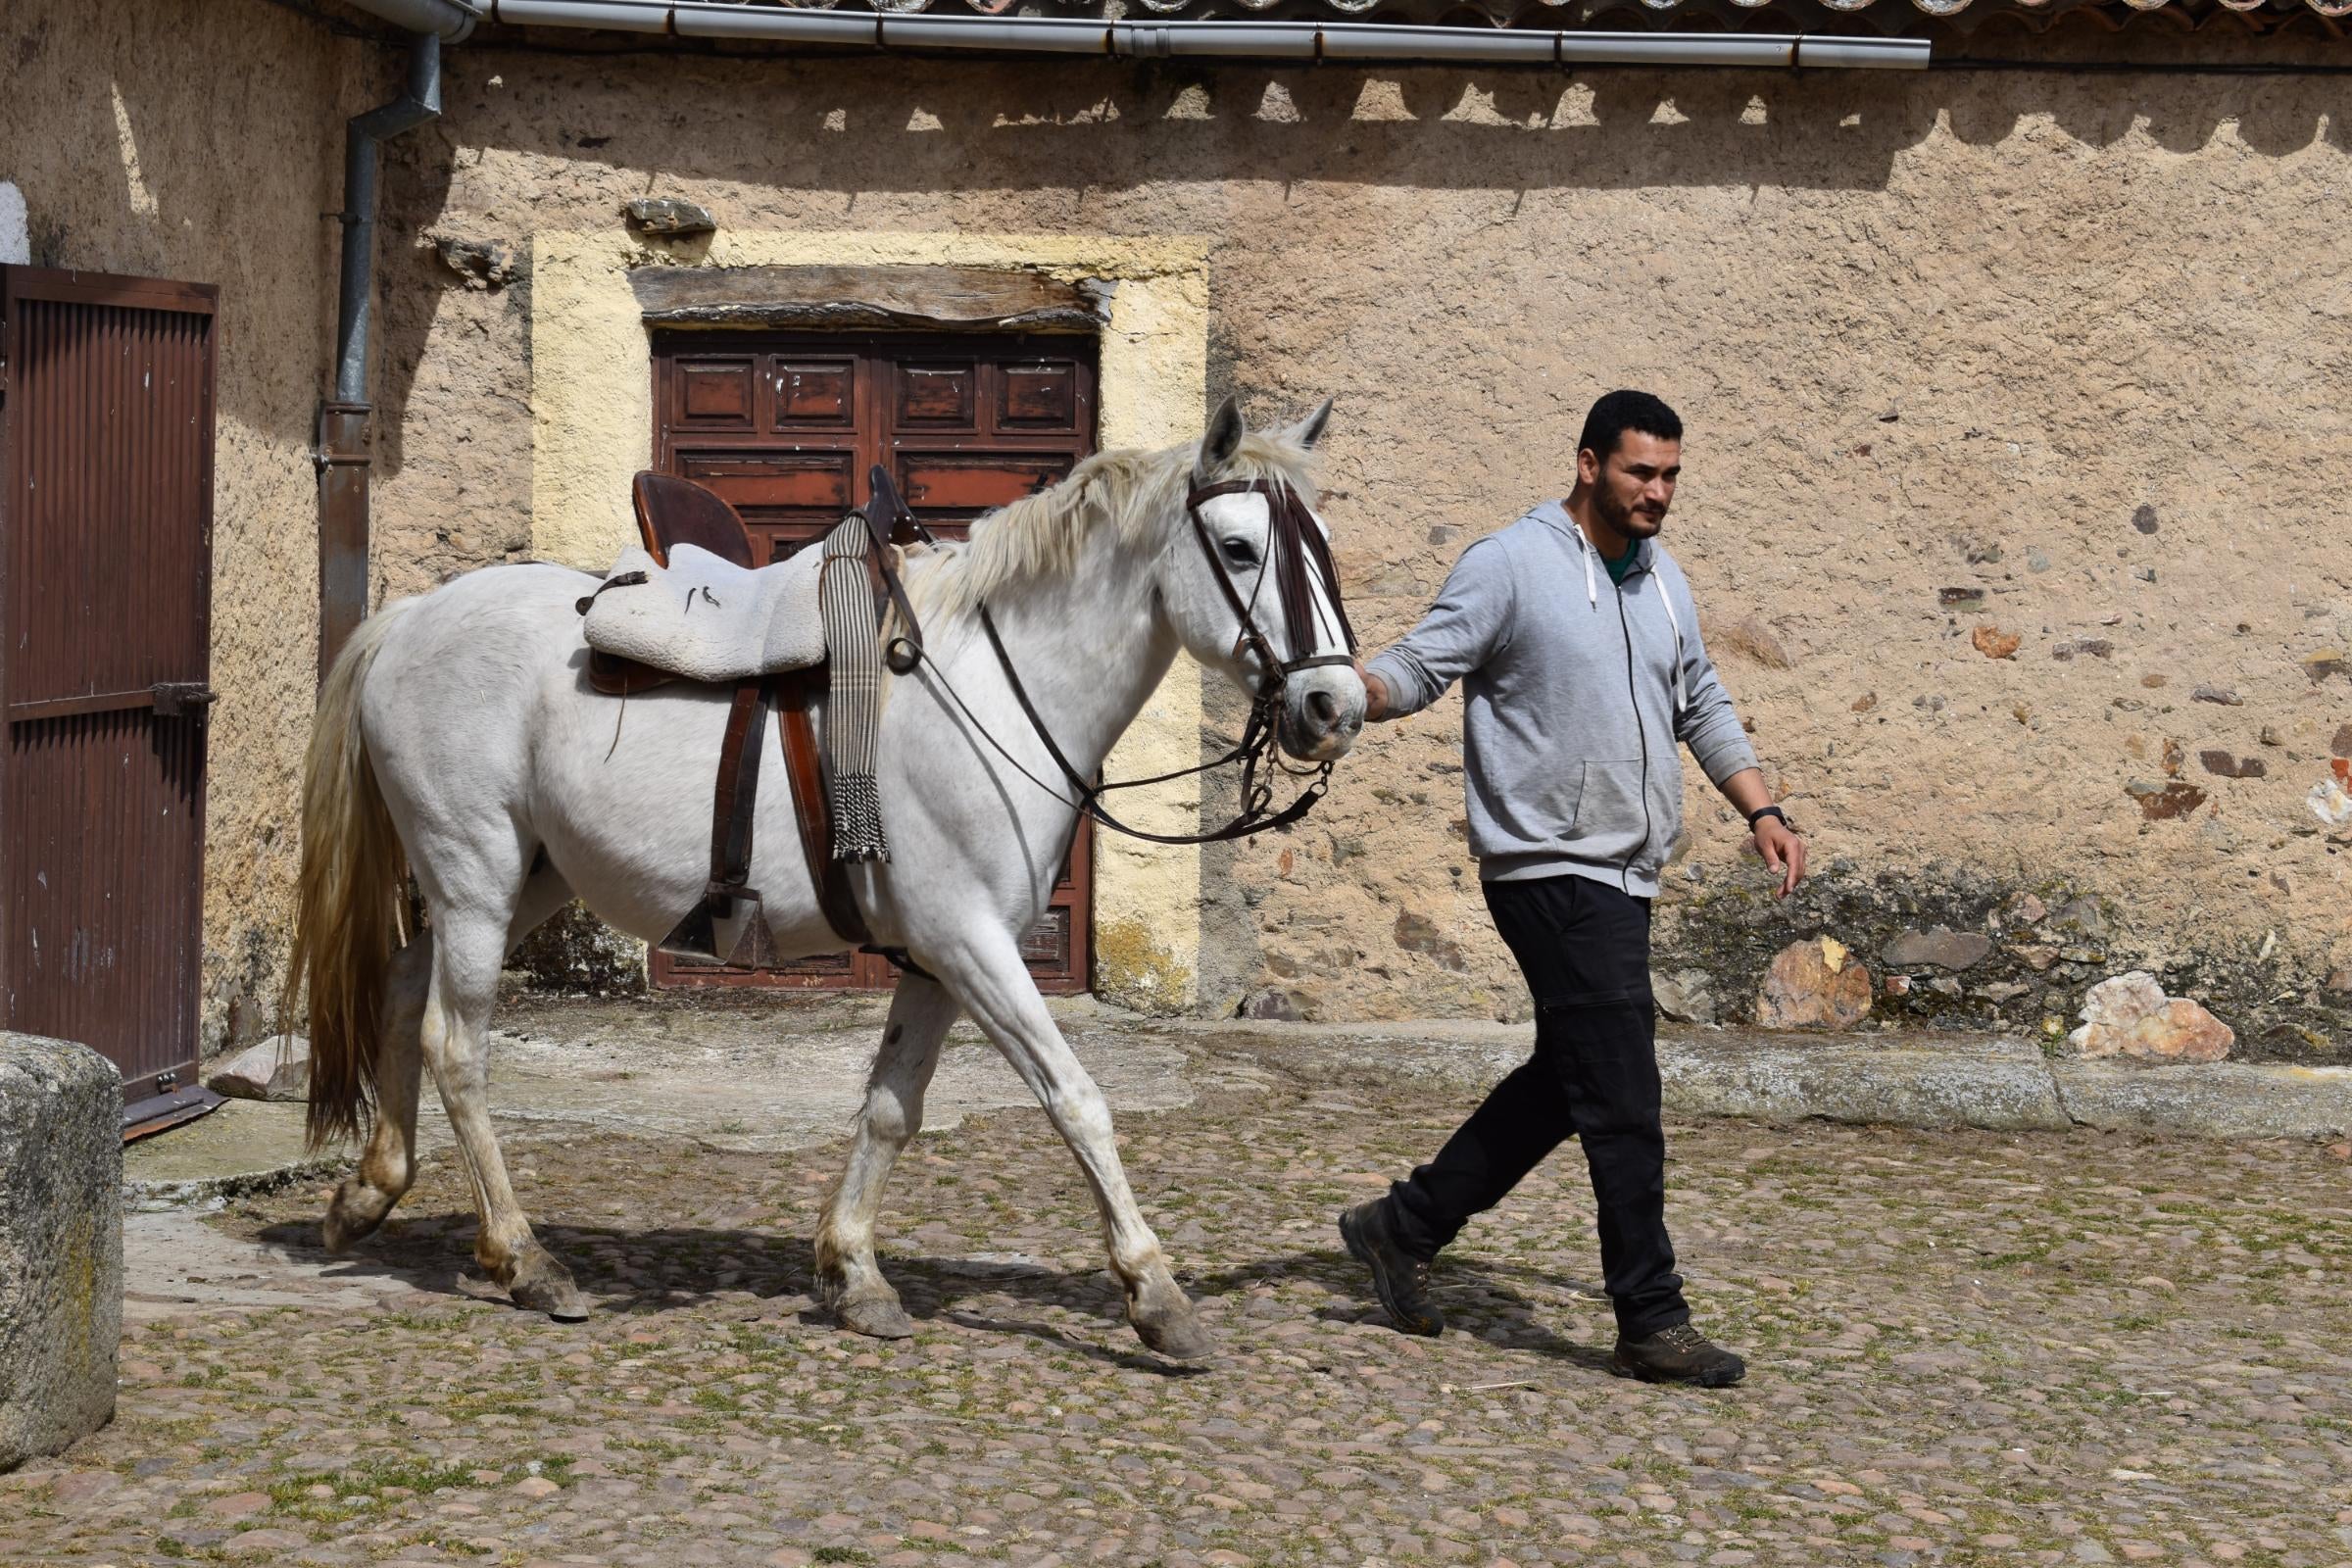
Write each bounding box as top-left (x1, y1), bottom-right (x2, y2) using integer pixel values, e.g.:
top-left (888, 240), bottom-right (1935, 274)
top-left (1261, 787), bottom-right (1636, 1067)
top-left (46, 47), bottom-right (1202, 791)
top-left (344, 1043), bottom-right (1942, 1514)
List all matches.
top-left (1754, 814), bottom-right (1807, 899)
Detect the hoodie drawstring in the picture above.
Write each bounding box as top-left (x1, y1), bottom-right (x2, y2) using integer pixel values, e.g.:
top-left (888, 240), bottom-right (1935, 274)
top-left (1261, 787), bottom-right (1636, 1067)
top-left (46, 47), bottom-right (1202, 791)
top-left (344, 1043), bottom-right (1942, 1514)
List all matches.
top-left (1573, 518), bottom-right (1686, 723)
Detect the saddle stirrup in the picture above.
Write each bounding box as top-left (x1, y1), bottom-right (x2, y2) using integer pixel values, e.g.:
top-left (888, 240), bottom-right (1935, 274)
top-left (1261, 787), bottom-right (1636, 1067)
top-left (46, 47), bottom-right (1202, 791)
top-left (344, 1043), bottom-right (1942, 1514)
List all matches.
top-left (659, 677), bottom-right (783, 968)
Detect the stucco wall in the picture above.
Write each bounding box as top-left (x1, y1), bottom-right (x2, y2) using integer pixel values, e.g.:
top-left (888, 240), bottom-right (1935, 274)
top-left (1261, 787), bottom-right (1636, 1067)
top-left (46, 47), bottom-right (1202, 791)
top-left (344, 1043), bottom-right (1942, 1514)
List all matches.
top-left (0, 2), bottom-right (354, 1052)
top-left (369, 27), bottom-right (2349, 1051)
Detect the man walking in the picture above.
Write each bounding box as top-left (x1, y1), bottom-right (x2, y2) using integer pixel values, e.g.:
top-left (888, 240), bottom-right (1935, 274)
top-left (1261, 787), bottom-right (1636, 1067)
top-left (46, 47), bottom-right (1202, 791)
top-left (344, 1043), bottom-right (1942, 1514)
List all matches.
top-left (1340, 391), bottom-right (1806, 1388)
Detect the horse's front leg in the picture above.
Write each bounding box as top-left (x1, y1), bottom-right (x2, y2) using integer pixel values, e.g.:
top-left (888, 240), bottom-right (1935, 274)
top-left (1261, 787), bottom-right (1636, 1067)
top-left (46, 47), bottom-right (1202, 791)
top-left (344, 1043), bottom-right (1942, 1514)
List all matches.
top-left (936, 926), bottom-right (1212, 1361)
top-left (814, 973), bottom-right (958, 1340)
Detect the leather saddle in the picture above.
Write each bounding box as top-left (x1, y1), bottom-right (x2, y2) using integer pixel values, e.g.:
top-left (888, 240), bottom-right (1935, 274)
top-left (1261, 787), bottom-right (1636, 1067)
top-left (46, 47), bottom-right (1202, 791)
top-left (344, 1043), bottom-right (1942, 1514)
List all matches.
top-left (590, 469), bottom-right (926, 967)
top-left (583, 473), bottom-right (817, 697)
top-left (635, 469), bottom-right (757, 566)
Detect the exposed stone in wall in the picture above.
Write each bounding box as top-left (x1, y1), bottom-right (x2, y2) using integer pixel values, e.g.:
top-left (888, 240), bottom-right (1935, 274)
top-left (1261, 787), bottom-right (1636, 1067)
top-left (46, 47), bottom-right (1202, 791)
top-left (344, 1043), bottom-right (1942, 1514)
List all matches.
top-left (1758, 938), bottom-right (1874, 1031)
top-left (2069, 971), bottom-right (2234, 1063)
top-left (623, 196), bottom-right (716, 237)
top-left (428, 232), bottom-right (520, 290)
top-left (1883, 926), bottom-right (1993, 972)
top-left (1650, 968), bottom-right (1717, 1026)
top-left (1095, 916), bottom-right (1195, 1015)
top-left (1648, 861), bottom-right (2347, 1064)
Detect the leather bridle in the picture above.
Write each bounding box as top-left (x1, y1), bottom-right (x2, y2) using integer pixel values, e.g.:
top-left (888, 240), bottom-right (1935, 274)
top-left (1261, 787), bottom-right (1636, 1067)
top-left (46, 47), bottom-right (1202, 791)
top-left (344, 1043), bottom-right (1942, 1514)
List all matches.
top-left (886, 475), bottom-right (1359, 847)
top-left (1181, 477), bottom-right (1360, 694)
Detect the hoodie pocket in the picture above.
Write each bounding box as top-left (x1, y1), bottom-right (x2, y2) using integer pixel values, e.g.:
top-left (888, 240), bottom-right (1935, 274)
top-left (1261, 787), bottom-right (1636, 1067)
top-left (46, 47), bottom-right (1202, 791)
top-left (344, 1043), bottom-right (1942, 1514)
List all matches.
top-left (1567, 759), bottom-right (1650, 862)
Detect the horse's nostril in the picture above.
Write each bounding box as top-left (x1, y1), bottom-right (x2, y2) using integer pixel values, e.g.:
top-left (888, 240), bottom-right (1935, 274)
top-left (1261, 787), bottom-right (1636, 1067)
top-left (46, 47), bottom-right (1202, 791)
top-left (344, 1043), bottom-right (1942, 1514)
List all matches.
top-left (1306, 689), bottom-right (1339, 728)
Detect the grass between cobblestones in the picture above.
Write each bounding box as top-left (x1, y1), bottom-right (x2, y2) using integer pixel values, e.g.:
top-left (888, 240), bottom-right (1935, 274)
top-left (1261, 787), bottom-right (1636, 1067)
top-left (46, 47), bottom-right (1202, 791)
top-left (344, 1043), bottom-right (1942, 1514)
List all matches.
top-left (4, 1030), bottom-right (2348, 1568)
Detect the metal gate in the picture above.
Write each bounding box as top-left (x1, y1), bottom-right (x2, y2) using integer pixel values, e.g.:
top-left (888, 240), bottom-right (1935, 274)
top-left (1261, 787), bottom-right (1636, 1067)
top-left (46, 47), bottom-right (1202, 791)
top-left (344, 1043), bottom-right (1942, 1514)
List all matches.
top-left (650, 329), bottom-right (1097, 993)
top-left (0, 268), bottom-right (218, 1131)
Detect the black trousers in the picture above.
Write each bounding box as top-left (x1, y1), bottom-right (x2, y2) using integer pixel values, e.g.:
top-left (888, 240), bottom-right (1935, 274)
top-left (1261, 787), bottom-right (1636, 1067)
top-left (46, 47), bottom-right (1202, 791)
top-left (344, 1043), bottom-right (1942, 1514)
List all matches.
top-left (1386, 872), bottom-right (1689, 1339)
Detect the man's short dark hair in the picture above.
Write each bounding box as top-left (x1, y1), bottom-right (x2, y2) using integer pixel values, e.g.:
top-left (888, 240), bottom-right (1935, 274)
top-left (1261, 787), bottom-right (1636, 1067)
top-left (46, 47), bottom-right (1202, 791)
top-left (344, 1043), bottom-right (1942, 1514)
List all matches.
top-left (1578, 391), bottom-right (1682, 463)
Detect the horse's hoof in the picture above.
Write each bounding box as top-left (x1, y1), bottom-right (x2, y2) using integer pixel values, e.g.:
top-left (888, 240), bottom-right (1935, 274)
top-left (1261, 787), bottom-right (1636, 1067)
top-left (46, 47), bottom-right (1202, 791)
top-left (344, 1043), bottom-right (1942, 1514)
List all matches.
top-left (319, 1213), bottom-right (361, 1256)
top-left (1133, 1307), bottom-right (1216, 1363)
top-left (321, 1182), bottom-right (392, 1255)
top-left (1128, 1267), bottom-right (1213, 1361)
top-left (507, 1250), bottom-right (591, 1322)
top-left (512, 1276), bottom-right (592, 1322)
top-left (839, 1295), bottom-right (915, 1341)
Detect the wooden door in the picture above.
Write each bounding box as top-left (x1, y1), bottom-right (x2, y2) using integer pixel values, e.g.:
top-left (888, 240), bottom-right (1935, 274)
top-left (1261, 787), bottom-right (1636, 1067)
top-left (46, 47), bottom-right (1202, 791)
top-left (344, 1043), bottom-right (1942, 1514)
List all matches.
top-left (0, 268), bottom-right (218, 1130)
top-left (650, 330), bottom-right (1097, 993)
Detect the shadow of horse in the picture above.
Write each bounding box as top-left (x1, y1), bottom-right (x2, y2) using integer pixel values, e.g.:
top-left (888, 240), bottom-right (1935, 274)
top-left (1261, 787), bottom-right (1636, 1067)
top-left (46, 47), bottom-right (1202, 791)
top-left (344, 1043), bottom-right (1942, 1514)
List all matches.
top-left (259, 1215), bottom-right (1620, 1376)
top-left (260, 1213), bottom-right (1193, 1374)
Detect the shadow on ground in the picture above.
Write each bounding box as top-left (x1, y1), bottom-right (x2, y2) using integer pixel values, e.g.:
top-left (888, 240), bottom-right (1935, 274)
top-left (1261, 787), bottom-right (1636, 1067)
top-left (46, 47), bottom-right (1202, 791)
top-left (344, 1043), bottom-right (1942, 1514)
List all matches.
top-left (256, 1215), bottom-right (1621, 1373)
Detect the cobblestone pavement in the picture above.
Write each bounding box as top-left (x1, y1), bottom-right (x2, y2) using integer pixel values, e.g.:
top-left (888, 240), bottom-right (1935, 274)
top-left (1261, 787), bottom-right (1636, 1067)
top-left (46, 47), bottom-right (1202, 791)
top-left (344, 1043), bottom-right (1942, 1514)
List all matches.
top-left (8, 1021), bottom-right (2350, 1568)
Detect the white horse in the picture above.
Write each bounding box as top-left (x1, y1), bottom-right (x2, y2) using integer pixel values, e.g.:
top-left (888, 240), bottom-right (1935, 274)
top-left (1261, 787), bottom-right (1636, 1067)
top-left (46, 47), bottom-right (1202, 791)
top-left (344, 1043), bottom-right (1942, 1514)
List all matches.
top-left (289, 397), bottom-right (1365, 1360)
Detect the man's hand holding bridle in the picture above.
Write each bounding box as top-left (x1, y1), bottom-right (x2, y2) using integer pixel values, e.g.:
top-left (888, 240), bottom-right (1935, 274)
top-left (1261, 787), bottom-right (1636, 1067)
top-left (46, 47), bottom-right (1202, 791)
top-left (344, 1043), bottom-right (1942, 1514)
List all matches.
top-left (1354, 657), bottom-right (1391, 723)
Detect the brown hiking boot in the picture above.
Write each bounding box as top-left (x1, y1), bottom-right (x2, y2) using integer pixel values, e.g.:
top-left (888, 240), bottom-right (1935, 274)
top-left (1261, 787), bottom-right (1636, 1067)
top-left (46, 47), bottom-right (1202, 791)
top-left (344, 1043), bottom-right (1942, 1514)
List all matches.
top-left (1612, 1322), bottom-right (1747, 1387)
top-left (1338, 1199), bottom-right (1444, 1337)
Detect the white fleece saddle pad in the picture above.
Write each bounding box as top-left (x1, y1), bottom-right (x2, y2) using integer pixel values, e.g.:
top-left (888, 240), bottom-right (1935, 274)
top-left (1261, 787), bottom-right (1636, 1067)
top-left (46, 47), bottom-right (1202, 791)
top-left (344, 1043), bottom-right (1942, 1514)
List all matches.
top-left (581, 541), bottom-right (827, 681)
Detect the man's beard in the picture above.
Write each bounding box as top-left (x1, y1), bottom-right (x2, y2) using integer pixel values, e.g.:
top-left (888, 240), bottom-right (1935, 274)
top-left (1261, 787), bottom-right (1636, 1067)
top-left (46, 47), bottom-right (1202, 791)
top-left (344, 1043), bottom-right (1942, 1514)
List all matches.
top-left (1597, 488), bottom-right (1666, 539)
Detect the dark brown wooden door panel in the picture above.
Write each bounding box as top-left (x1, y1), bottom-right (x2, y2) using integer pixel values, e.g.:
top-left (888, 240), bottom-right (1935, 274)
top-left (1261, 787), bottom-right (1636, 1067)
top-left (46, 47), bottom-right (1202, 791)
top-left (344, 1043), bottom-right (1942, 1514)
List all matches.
top-left (1000, 361), bottom-right (1084, 430)
top-left (896, 451), bottom-right (1074, 518)
top-left (770, 357), bottom-right (858, 429)
top-left (651, 329), bottom-right (1098, 994)
top-left (894, 361), bottom-right (980, 429)
top-left (0, 268), bottom-right (217, 1112)
top-left (676, 359), bottom-right (758, 428)
top-left (675, 450), bottom-right (857, 510)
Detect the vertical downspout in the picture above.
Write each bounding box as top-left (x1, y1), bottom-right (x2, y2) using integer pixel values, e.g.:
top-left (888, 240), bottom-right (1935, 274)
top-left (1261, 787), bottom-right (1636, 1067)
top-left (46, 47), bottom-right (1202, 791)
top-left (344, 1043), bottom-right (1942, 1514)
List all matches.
top-left (318, 31), bottom-right (442, 679)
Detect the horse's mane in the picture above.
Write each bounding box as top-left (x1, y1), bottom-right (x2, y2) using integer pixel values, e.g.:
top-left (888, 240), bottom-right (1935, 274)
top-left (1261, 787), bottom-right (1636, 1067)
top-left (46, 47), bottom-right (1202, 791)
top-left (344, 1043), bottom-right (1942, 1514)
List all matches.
top-left (909, 429), bottom-right (1318, 616)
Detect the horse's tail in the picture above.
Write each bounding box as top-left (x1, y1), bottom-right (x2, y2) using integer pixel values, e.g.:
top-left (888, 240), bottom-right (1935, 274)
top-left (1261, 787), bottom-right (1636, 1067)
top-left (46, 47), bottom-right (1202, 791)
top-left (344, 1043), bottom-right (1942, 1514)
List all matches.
top-left (289, 599), bottom-right (417, 1152)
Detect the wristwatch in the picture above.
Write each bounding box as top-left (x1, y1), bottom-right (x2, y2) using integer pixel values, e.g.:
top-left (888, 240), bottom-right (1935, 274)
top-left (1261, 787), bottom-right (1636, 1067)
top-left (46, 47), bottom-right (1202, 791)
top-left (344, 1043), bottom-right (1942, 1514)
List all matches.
top-left (1745, 805), bottom-right (1791, 831)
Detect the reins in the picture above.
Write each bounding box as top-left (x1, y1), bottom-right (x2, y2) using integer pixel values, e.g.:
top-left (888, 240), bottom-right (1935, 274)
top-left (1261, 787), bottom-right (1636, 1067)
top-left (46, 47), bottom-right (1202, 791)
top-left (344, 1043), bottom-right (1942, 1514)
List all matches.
top-left (879, 474), bottom-right (1356, 848)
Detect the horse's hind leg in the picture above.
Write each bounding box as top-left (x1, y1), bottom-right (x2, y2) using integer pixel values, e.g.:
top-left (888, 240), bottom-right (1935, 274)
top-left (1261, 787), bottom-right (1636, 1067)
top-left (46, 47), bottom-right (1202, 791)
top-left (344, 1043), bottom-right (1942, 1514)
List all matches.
top-left (322, 866), bottom-right (573, 1255)
top-left (938, 928), bottom-right (1211, 1361)
top-left (814, 974), bottom-right (959, 1340)
top-left (419, 872), bottom-right (588, 1320)
top-left (322, 933), bottom-right (432, 1252)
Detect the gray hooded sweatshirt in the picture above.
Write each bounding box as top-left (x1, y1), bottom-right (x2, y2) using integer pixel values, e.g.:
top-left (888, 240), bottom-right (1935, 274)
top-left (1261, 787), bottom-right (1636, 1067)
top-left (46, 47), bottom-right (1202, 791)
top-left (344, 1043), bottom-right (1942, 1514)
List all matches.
top-left (1364, 501), bottom-right (1757, 898)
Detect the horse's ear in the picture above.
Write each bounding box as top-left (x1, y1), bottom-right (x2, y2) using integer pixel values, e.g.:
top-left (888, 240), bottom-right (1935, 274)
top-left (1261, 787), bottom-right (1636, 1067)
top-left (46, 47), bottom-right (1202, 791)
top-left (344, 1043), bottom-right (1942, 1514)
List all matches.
top-left (1196, 395), bottom-right (1245, 479)
top-left (1281, 397), bottom-right (1334, 451)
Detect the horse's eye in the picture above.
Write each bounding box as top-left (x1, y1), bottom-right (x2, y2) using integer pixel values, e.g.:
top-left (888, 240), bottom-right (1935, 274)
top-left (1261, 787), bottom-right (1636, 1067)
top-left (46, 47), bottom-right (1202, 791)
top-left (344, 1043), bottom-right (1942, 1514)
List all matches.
top-left (1220, 538), bottom-right (1258, 567)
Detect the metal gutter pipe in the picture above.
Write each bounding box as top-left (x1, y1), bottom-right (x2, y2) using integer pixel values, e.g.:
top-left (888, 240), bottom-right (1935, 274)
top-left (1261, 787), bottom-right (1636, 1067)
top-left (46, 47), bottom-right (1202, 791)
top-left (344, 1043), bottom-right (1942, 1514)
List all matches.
top-left (340, 0), bottom-right (481, 43)
top-left (318, 30), bottom-right (446, 677)
top-left (487, 2), bottom-right (1931, 70)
